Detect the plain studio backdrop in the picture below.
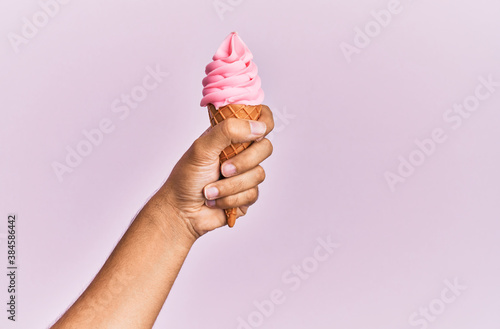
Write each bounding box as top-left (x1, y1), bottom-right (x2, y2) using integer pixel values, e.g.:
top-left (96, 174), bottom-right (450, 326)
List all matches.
top-left (1, 0), bottom-right (500, 328)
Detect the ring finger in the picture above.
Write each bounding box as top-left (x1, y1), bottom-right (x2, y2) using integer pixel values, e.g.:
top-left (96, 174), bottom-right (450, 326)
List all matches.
top-left (204, 166), bottom-right (266, 200)
top-left (205, 187), bottom-right (259, 209)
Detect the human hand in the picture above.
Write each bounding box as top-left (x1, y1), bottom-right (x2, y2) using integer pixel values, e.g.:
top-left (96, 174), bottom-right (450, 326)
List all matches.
top-left (156, 105), bottom-right (274, 239)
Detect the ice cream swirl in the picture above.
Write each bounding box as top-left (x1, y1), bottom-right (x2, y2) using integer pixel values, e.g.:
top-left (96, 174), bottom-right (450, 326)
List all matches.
top-left (201, 32), bottom-right (264, 109)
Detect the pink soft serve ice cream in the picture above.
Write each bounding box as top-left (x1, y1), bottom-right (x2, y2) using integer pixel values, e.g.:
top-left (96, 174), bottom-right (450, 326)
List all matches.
top-left (201, 32), bottom-right (264, 109)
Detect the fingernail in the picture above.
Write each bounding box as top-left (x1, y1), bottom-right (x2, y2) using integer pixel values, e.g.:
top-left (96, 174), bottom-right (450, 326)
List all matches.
top-left (222, 163), bottom-right (237, 177)
top-left (205, 199), bottom-right (216, 207)
top-left (204, 186), bottom-right (219, 200)
top-left (250, 121), bottom-right (266, 136)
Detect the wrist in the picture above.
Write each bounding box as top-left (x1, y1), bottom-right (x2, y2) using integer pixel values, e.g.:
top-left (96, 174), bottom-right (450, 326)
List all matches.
top-left (144, 192), bottom-right (199, 250)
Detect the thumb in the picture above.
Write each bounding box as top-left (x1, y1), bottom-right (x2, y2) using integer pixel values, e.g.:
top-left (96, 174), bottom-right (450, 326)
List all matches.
top-left (195, 118), bottom-right (267, 159)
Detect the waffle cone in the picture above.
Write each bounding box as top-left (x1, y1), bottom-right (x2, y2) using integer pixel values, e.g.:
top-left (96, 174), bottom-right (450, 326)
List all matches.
top-left (208, 103), bottom-right (263, 227)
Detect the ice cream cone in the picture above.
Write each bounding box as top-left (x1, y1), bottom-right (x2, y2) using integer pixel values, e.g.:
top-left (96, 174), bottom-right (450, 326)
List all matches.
top-left (208, 103), bottom-right (262, 227)
top-left (201, 32), bottom-right (265, 228)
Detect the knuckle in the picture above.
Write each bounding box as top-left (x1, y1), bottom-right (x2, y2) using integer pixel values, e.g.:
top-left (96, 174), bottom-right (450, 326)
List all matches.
top-left (263, 105), bottom-right (275, 132)
top-left (268, 118), bottom-right (275, 133)
top-left (190, 139), bottom-right (205, 156)
top-left (234, 178), bottom-right (246, 192)
top-left (248, 187), bottom-right (259, 204)
top-left (256, 165), bottom-right (266, 182)
top-left (239, 206), bottom-right (249, 216)
top-left (214, 183), bottom-right (226, 197)
top-left (231, 193), bottom-right (241, 206)
top-left (261, 138), bottom-right (273, 155)
top-left (223, 179), bottom-right (244, 197)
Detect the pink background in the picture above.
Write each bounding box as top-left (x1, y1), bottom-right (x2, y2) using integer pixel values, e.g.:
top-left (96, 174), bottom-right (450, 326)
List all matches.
top-left (1, 0), bottom-right (500, 328)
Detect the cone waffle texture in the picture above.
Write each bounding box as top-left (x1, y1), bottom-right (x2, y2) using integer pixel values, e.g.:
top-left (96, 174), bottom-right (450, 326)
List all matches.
top-left (207, 103), bottom-right (263, 227)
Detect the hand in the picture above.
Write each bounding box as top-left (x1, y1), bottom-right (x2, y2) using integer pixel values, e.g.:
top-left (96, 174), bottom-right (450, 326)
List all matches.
top-left (50, 106), bottom-right (273, 329)
top-left (157, 105), bottom-right (274, 239)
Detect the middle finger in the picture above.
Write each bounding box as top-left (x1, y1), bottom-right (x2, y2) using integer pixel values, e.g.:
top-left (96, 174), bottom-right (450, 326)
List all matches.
top-left (221, 138), bottom-right (273, 177)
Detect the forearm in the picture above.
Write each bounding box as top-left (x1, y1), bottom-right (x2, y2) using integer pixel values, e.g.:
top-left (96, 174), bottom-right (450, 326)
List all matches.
top-left (51, 194), bottom-right (196, 329)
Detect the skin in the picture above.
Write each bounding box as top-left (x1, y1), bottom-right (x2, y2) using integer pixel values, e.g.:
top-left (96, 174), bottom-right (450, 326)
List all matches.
top-left (50, 105), bottom-right (274, 329)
